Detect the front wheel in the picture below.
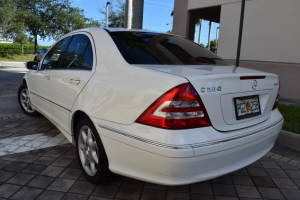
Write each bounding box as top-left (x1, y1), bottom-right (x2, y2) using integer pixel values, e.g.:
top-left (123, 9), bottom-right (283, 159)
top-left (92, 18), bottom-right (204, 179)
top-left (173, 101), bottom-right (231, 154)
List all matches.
top-left (18, 83), bottom-right (39, 116)
top-left (76, 117), bottom-right (112, 184)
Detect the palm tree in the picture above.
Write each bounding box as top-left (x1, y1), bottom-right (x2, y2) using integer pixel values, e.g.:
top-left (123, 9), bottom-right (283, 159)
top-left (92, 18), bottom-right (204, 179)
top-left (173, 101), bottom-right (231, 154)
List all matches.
top-left (196, 18), bottom-right (202, 45)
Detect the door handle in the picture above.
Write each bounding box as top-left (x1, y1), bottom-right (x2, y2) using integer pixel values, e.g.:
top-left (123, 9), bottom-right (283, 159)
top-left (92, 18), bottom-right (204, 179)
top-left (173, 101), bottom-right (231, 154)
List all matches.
top-left (70, 79), bottom-right (80, 85)
top-left (44, 76), bottom-right (50, 80)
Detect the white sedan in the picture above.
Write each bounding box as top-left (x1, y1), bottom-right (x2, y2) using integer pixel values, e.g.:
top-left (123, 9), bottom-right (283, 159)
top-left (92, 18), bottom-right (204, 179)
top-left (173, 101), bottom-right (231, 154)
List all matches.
top-left (18, 28), bottom-right (283, 185)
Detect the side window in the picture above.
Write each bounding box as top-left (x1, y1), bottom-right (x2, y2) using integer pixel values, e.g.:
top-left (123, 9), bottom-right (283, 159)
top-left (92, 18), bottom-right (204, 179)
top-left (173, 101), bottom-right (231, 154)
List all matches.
top-left (60, 34), bottom-right (93, 70)
top-left (42, 36), bottom-right (72, 70)
top-left (80, 43), bottom-right (93, 69)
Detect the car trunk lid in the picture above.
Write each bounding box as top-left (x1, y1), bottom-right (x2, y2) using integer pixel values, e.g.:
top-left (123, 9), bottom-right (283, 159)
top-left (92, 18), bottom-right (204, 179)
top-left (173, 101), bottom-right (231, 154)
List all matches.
top-left (136, 64), bottom-right (279, 131)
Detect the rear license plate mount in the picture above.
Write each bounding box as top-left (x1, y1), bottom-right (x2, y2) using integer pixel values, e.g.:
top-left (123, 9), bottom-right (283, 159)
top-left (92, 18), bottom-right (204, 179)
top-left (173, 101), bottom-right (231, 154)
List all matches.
top-left (234, 95), bottom-right (261, 120)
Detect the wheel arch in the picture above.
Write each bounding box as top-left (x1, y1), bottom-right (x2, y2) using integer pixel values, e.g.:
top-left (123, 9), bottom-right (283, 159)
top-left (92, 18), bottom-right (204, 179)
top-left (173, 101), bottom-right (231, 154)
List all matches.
top-left (71, 110), bottom-right (91, 141)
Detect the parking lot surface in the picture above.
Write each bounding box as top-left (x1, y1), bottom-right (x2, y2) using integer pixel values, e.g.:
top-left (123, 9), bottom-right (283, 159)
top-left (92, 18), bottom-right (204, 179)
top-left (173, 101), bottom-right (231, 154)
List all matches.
top-left (0, 116), bottom-right (300, 200)
top-left (1, 63), bottom-right (300, 200)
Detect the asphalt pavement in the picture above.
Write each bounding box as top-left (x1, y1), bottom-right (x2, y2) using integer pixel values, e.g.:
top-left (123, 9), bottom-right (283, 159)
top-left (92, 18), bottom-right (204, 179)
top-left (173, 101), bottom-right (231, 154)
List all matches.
top-left (0, 63), bottom-right (27, 117)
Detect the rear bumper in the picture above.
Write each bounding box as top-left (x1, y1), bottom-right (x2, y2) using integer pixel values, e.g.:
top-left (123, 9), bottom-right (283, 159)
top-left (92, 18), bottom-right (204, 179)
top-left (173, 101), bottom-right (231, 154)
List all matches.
top-left (93, 110), bottom-right (283, 185)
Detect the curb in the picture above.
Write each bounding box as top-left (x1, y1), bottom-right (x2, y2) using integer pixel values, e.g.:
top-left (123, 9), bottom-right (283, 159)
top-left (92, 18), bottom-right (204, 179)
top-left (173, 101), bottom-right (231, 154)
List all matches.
top-left (277, 130), bottom-right (300, 151)
top-left (266, 151), bottom-right (300, 168)
top-left (0, 62), bottom-right (26, 67)
top-left (0, 62), bottom-right (25, 63)
top-left (279, 97), bottom-right (300, 107)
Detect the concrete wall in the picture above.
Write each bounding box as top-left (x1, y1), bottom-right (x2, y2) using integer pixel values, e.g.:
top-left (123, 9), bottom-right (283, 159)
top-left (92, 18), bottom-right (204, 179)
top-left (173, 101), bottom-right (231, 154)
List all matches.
top-left (172, 0), bottom-right (189, 37)
top-left (226, 60), bottom-right (300, 100)
top-left (173, 0), bottom-right (300, 100)
top-left (218, 0), bottom-right (300, 64)
top-left (188, 0), bottom-right (239, 10)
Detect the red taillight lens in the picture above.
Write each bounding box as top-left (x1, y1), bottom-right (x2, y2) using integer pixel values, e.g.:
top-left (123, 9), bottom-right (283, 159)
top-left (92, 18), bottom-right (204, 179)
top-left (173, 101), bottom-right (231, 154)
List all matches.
top-left (272, 81), bottom-right (280, 110)
top-left (136, 83), bottom-right (211, 129)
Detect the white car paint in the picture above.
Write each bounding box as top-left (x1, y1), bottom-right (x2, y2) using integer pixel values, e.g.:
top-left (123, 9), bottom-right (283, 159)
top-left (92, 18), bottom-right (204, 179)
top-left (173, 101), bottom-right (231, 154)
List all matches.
top-left (136, 64), bottom-right (279, 131)
top-left (23, 28), bottom-right (283, 185)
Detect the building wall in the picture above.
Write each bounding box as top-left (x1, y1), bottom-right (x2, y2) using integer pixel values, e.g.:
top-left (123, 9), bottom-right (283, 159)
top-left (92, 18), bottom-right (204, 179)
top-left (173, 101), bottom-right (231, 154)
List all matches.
top-left (188, 0), bottom-right (239, 10)
top-left (0, 37), bottom-right (13, 43)
top-left (218, 0), bottom-right (300, 64)
top-left (226, 60), bottom-right (300, 100)
top-left (173, 0), bottom-right (300, 100)
top-left (172, 0), bottom-right (189, 37)
top-left (217, 0), bottom-right (300, 100)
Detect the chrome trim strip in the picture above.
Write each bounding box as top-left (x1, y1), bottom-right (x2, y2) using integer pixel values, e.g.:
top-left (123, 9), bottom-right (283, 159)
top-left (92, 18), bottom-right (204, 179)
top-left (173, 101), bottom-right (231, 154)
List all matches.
top-left (30, 92), bottom-right (71, 112)
top-left (98, 118), bottom-right (283, 150)
top-left (98, 125), bottom-right (193, 149)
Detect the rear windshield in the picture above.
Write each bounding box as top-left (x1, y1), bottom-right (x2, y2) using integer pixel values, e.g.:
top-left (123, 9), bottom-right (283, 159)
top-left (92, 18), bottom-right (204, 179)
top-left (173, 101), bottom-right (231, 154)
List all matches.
top-left (109, 31), bottom-right (230, 66)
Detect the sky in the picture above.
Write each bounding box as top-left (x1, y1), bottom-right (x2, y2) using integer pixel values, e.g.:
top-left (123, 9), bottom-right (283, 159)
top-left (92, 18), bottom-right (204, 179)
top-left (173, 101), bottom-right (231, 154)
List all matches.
top-left (38, 0), bottom-right (219, 47)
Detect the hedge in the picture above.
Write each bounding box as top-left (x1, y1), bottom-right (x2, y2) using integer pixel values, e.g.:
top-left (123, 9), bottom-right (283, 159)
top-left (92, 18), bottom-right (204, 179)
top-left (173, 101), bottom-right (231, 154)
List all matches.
top-left (0, 43), bottom-right (50, 55)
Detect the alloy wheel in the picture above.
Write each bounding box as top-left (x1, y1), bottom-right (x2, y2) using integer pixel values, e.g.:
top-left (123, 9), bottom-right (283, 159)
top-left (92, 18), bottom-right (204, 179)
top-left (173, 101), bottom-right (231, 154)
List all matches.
top-left (20, 88), bottom-right (35, 113)
top-left (78, 125), bottom-right (99, 176)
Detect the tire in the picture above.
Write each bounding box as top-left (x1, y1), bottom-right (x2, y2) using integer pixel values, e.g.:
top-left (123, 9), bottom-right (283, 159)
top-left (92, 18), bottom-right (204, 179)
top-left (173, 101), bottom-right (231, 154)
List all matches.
top-left (76, 116), bottom-right (112, 184)
top-left (18, 83), bottom-right (39, 116)
top-left (34, 56), bottom-right (38, 61)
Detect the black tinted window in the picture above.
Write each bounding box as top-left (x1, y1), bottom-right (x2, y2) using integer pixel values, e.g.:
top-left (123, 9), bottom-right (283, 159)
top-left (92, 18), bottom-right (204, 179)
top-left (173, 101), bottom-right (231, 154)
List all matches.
top-left (42, 37), bottom-right (72, 69)
top-left (79, 43), bottom-right (93, 69)
top-left (110, 32), bottom-right (230, 66)
top-left (60, 35), bottom-right (93, 70)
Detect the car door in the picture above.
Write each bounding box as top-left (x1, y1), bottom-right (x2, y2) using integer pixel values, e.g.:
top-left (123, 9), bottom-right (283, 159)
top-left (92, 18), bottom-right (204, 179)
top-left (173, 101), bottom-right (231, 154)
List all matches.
top-left (27, 64), bottom-right (52, 118)
top-left (32, 37), bottom-right (72, 118)
top-left (47, 33), bottom-right (95, 133)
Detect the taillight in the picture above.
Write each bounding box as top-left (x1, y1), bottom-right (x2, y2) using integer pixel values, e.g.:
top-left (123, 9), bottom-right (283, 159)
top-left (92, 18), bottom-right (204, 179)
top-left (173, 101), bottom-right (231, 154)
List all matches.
top-left (136, 83), bottom-right (211, 129)
top-left (272, 81), bottom-right (280, 110)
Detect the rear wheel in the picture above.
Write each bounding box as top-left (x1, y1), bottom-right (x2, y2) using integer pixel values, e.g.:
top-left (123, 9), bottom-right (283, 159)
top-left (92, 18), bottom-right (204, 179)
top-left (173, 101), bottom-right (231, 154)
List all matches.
top-left (18, 83), bottom-right (39, 116)
top-left (76, 117), bottom-right (112, 184)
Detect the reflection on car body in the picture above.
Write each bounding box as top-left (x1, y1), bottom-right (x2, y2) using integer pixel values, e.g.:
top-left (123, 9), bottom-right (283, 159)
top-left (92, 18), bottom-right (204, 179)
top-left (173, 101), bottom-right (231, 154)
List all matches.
top-left (34, 48), bottom-right (49, 61)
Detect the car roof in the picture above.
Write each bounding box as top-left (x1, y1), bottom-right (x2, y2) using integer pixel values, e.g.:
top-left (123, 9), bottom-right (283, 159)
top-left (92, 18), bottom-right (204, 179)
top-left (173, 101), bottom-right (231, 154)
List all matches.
top-left (68, 27), bottom-right (165, 35)
top-left (104, 28), bottom-right (159, 33)
top-left (56, 27), bottom-right (178, 47)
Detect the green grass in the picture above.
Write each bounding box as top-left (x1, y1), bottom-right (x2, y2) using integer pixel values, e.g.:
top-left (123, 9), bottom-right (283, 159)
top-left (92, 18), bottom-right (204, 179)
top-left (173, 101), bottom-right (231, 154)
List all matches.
top-left (278, 103), bottom-right (300, 134)
top-left (0, 54), bottom-right (35, 62)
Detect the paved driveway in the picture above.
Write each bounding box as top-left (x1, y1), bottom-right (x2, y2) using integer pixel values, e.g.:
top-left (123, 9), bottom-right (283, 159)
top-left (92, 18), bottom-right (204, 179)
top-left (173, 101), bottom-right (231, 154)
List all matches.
top-left (1, 116), bottom-right (300, 200)
top-left (0, 63), bottom-right (300, 200)
top-left (0, 63), bottom-right (27, 117)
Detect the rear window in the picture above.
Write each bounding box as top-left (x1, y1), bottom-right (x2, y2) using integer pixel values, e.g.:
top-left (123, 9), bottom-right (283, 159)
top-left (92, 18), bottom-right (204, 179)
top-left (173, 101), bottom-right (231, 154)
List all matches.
top-left (109, 31), bottom-right (230, 66)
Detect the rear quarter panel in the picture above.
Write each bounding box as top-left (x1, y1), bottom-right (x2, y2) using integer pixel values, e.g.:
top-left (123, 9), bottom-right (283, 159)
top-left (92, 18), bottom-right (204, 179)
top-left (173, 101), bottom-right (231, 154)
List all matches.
top-left (70, 28), bottom-right (188, 125)
top-left (72, 65), bottom-right (188, 125)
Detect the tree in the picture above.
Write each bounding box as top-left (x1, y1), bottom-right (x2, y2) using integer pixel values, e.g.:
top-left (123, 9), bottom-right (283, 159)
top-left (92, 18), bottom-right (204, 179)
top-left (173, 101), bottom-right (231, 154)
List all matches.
top-left (0, 0), bottom-right (18, 36)
top-left (1, 0), bottom-right (101, 52)
top-left (28, 36), bottom-right (34, 44)
top-left (98, 0), bottom-right (125, 28)
top-left (196, 19), bottom-right (202, 45)
top-left (47, 6), bottom-right (101, 40)
top-left (206, 39), bottom-right (217, 53)
top-left (14, 32), bottom-right (28, 53)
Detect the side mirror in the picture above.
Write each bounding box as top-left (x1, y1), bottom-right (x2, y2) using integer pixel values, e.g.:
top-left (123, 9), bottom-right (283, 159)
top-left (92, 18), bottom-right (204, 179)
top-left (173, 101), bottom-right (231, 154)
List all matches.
top-left (26, 61), bottom-right (38, 70)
